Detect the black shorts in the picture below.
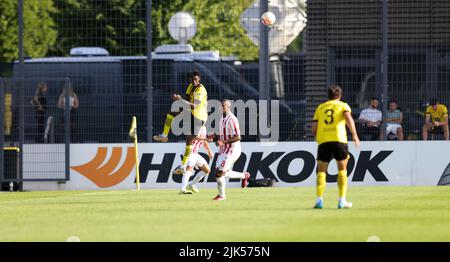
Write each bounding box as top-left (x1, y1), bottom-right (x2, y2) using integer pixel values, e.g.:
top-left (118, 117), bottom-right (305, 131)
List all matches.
top-left (317, 142), bottom-right (349, 162)
top-left (190, 114), bottom-right (205, 136)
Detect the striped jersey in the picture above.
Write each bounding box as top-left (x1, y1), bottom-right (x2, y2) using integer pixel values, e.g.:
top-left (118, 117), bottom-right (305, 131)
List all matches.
top-left (192, 126), bottom-right (207, 154)
top-left (219, 113), bottom-right (241, 155)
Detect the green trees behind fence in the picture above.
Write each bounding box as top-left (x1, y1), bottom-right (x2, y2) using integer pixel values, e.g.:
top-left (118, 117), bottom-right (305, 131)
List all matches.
top-left (0, 0), bottom-right (304, 62)
top-left (0, 0), bottom-right (57, 62)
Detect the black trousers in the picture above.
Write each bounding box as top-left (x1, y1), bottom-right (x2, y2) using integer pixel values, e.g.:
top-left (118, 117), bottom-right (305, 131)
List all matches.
top-left (361, 126), bottom-right (380, 141)
top-left (35, 111), bottom-right (46, 143)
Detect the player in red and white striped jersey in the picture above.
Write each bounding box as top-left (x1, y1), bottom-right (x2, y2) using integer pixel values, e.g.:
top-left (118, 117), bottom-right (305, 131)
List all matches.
top-left (213, 99), bottom-right (250, 201)
top-left (178, 126), bottom-right (213, 194)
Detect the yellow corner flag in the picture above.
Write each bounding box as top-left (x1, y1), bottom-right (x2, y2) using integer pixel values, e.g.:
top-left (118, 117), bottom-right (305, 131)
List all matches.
top-left (129, 116), bottom-right (140, 191)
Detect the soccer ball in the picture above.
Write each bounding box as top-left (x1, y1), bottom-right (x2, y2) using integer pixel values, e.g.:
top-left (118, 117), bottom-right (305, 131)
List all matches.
top-left (171, 93), bottom-right (179, 101)
top-left (261, 12), bottom-right (276, 27)
top-left (172, 165), bottom-right (184, 175)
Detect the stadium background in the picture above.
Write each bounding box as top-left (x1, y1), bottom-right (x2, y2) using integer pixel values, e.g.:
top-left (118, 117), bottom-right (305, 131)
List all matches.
top-left (1, 0), bottom-right (450, 186)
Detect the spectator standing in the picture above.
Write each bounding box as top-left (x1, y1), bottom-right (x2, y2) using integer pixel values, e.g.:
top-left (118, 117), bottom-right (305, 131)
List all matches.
top-left (31, 82), bottom-right (48, 142)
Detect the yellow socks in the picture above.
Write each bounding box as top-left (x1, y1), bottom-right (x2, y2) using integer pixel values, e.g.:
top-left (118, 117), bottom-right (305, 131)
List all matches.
top-left (181, 145), bottom-right (193, 167)
top-left (317, 170), bottom-right (348, 203)
top-left (338, 170), bottom-right (348, 199)
top-left (316, 171), bottom-right (326, 198)
top-left (162, 114), bottom-right (175, 136)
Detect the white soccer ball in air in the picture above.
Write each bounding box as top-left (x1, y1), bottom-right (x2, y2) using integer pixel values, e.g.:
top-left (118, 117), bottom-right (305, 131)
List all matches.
top-left (261, 12), bottom-right (276, 27)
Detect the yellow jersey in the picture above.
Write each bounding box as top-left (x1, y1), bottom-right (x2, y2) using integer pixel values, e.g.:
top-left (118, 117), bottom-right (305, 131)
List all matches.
top-left (426, 104), bottom-right (448, 122)
top-left (313, 100), bottom-right (351, 145)
top-left (185, 83), bottom-right (208, 122)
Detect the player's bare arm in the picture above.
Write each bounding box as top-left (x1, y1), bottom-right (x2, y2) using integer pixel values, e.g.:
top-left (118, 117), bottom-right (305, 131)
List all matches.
top-left (217, 134), bottom-right (240, 146)
top-left (194, 136), bottom-right (214, 142)
top-left (311, 121), bottom-right (318, 137)
top-left (173, 94), bottom-right (200, 110)
top-left (203, 141), bottom-right (213, 160)
top-left (344, 111), bottom-right (360, 148)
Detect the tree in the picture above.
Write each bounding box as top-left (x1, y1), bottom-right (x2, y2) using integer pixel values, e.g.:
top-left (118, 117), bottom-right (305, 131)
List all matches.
top-left (50, 0), bottom-right (148, 56)
top-left (0, 0), bottom-right (57, 62)
top-left (183, 0), bottom-right (258, 60)
top-left (50, 0), bottom-right (190, 56)
top-left (286, 0), bottom-right (307, 53)
top-left (51, 0), bottom-right (258, 60)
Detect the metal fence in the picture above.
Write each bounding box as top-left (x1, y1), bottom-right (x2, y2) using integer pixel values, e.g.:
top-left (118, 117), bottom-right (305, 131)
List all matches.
top-left (3, 0), bottom-right (450, 187)
top-left (5, 0), bottom-right (307, 145)
top-left (0, 78), bottom-right (70, 185)
top-left (1, 0), bottom-right (450, 148)
top-left (305, 0), bottom-right (450, 141)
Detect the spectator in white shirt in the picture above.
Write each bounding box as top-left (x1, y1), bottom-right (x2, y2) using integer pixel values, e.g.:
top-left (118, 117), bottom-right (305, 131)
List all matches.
top-left (358, 97), bottom-right (382, 140)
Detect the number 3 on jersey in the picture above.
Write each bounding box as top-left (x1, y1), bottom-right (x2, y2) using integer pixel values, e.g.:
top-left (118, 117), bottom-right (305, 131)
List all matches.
top-left (324, 109), bottom-right (334, 125)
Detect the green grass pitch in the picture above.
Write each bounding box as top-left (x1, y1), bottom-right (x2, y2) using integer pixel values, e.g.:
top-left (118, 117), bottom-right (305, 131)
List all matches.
top-left (1, 186), bottom-right (450, 241)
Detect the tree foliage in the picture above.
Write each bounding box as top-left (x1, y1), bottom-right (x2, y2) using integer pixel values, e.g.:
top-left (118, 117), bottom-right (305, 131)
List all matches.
top-left (51, 0), bottom-right (258, 60)
top-left (183, 0), bottom-right (258, 60)
top-left (0, 0), bottom-right (305, 61)
top-left (49, 0), bottom-right (148, 56)
top-left (0, 0), bottom-right (57, 62)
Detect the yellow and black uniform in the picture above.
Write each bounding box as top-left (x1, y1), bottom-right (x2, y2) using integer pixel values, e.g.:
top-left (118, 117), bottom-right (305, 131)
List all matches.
top-left (313, 100), bottom-right (351, 162)
top-left (179, 83), bottom-right (208, 167)
top-left (185, 83), bottom-right (208, 122)
top-left (185, 83), bottom-right (208, 136)
top-left (426, 104), bottom-right (448, 123)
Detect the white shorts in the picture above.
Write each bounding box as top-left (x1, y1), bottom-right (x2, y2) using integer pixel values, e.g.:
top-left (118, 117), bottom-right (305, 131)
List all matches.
top-left (386, 123), bottom-right (401, 135)
top-left (216, 152), bottom-right (241, 172)
top-left (186, 153), bottom-right (208, 169)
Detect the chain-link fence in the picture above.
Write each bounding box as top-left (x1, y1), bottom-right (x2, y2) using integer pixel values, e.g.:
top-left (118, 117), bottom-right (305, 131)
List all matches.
top-left (305, 0), bottom-right (450, 141)
top-left (0, 78), bottom-right (70, 186)
top-left (5, 0), bottom-right (308, 145)
top-left (1, 0), bottom-right (449, 151)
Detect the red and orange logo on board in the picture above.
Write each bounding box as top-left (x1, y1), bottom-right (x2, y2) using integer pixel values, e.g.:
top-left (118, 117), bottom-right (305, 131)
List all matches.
top-left (71, 147), bottom-right (136, 188)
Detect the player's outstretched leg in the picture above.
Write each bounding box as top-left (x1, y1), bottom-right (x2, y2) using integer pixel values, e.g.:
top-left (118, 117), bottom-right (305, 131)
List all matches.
top-left (225, 171), bottom-right (251, 188)
top-left (213, 171), bottom-right (226, 201)
top-left (188, 164), bottom-right (210, 193)
top-left (180, 168), bottom-right (193, 194)
top-left (181, 144), bottom-right (193, 168)
top-left (154, 113), bottom-right (176, 142)
top-left (181, 133), bottom-right (196, 169)
top-left (242, 172), bottom-right (251, 188)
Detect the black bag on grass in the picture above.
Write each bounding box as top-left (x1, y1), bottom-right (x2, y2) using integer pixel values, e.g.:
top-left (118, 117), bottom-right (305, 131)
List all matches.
top-left (247, 178), bottom-right (275, 187)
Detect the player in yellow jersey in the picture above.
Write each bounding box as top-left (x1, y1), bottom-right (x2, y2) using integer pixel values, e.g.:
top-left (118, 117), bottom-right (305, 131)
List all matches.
top-left (422, 98), bottom-right (449, 140)
top-left (311, 85), bottom-right (360, 209)
top-left (154, 72), bottom-right (208, 183)
top-left (153, 71), bottom-right (208, 142)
